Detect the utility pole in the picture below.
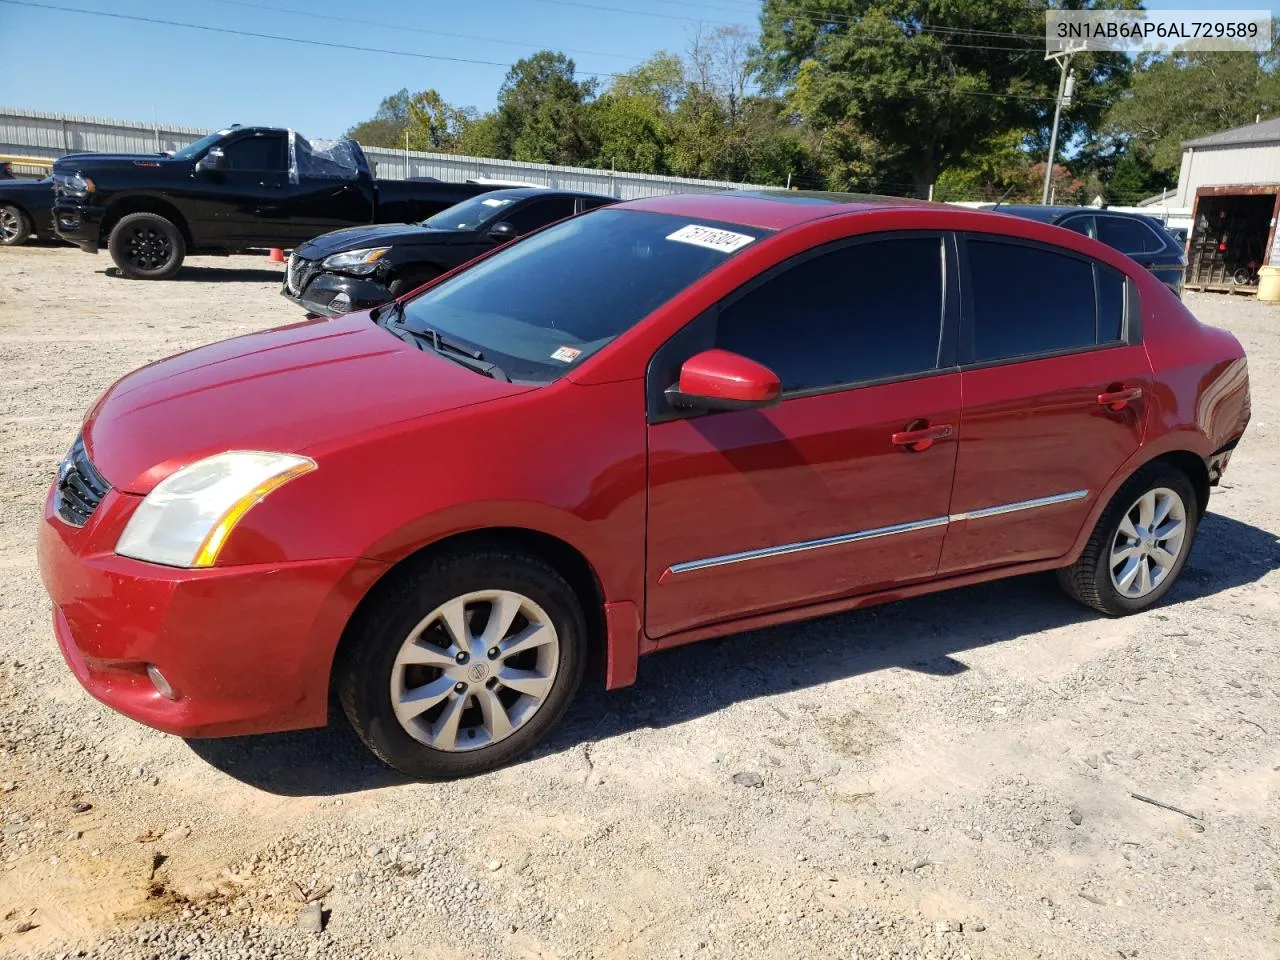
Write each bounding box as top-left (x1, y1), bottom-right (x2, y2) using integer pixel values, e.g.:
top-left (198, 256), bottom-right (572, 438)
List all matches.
top-left (1042, 50), bottom-right (1076, 205)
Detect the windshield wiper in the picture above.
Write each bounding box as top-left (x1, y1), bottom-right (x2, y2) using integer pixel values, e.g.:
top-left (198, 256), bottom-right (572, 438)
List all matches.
top-left (379, 307), bottom-right (509, 381)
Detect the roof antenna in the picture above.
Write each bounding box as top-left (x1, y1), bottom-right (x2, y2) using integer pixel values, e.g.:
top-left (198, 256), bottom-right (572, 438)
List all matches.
top-left (992, 182), bottom-right (1018, 211)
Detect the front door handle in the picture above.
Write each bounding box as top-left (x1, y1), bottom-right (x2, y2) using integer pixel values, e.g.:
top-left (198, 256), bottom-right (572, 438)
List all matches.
top-left (891, 422), bottom-right (953, 452)
top-left (1097, 386), bottom-right (1143, 410)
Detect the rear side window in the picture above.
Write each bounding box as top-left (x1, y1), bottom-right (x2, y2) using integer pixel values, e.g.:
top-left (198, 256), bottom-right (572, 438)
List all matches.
top-left (715, 236), bottom-right (944, 392)
top-left (1096, 266), bottom-right (1126, 343)
top-left (966, 239), bottom-right (1098, 362)
top-left (1097, 216), bottom-right (1161, 255)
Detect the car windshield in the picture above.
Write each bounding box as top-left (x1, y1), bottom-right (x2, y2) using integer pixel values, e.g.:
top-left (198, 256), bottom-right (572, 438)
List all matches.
top-left (397, 209), bottom-right (768, 382)
top-left (423, 193), bottom-right (522, 231)
top-left (171, 132), bottom-right (225, 161)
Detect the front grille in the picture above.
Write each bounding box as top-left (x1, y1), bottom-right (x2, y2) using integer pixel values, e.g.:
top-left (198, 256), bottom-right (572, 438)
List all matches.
top-left (54, 436), bottom-right (110, 527)
top-left (286, 254), bottom-right (320, 296)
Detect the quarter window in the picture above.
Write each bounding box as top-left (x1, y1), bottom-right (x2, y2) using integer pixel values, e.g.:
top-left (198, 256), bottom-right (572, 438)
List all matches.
top-left (966, 239), bottom-right (1099, 362)
top-left (1097, 265), bottom-right (1125, 343)
top-left (714, 237), bottom-right (945, 392)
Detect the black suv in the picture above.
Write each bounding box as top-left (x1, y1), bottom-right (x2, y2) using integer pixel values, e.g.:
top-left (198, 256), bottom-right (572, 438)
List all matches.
top-left (283, 188), bottom-right (615, 317)
top-left (989, 206), bottom-right (1187, 297)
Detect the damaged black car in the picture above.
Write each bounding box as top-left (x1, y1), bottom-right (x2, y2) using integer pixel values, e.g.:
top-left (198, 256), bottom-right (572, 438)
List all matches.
top-left (282, 187), bottom-right (615, 317)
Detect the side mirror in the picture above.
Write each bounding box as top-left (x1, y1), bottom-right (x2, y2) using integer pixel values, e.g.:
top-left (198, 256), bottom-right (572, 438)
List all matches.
top-left (488, 221), bottom-right (517, 242)
top-left (195, 148), bottom-right (227, 174)
top-left (665, 349), bottom-right (781, 412)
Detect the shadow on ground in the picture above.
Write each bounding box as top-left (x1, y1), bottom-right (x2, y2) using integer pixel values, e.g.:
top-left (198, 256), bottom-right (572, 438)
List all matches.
top-left (102, 265), bottom-right (284, 283)
top-left (186, 511), bottom-right (1280, 795)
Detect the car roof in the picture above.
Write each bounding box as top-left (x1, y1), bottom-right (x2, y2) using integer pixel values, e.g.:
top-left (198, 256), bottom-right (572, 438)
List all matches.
top-left (480, 187), bottom-right (613, 202)
top-left (990, 205), bottom-right (1161, 227)
top-left (620, 189), bottom-right (938, 231)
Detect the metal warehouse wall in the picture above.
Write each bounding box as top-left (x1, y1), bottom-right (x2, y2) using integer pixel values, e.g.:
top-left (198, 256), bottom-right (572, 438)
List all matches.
top-left (0, 106), bottom-right (768, 199)
top-left (1176, 142), bottom-right (1280, 206)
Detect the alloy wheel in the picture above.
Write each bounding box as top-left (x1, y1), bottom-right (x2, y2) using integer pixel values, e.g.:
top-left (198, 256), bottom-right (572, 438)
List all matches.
top-left (0, 208), bottom-right (20, 243)
top-left (124, 225), bottom-right (173, 269)
top-left (1109, 486), bottom-right (1187, 599)
top-left (389, 590), bottom-right (560, 752)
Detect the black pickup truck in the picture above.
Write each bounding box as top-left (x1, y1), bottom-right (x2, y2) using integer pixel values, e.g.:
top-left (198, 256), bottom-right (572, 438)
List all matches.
top-left (51, 126), bottom-right (495, 279)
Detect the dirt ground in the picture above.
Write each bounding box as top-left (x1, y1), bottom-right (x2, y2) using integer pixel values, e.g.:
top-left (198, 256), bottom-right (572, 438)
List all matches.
top-left (0, 244), bottom-right (1277, 960)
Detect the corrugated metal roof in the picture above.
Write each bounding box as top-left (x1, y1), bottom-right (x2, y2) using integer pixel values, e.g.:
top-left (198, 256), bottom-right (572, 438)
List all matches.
top-left (1183, 116), bottom-right (1280, 148)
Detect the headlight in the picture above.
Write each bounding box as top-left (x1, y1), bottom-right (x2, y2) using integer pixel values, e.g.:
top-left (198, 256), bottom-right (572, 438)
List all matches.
top-left (54, 172), bottom-right (95, 197)
top-left (116, 452), bottom-right (316, 568)
top-left (322, 247), bottom-right (390, 275)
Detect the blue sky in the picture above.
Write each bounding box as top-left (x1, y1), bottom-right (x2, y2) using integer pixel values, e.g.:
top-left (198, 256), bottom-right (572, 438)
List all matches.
top-left (0, 0), bottom-right (1274, 138)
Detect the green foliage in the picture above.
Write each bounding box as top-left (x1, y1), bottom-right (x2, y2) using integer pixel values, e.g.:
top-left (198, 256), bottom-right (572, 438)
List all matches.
top-left (344, 88), bottom-right (414, 148)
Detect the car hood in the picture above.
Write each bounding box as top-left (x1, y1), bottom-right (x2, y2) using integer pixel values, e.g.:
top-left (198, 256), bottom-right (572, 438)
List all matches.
top-left (53, 153), bottom-right (183, 173)
top-left (83, 313), bottom-right (534, 493)
top-left (296, 223), bottom-right (460, 259)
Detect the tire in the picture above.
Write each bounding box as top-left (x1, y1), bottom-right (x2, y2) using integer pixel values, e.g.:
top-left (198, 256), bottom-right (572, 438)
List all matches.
top-left (387, 266), bottom-right (442, 298)
top-left (0, 204), bottom-right (31, 246)
top-left (107, 212), bottom-right (186, 279)
top-left (337, 546), bottom-right (588, 780)
top-left (1057, 462), bottom-right (1200, 615)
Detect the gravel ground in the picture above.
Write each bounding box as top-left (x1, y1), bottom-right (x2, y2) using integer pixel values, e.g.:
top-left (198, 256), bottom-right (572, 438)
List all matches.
top-left (1, 245), bottom-right (1278, 960)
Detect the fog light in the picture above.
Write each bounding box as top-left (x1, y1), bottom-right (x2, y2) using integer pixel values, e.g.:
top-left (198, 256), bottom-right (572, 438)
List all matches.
top-left (146, 664), bottom-right (176, 700)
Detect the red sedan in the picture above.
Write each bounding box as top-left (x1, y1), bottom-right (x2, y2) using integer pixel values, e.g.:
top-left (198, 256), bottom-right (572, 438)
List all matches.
top-left (38, 192), bottom-right (1251, 779)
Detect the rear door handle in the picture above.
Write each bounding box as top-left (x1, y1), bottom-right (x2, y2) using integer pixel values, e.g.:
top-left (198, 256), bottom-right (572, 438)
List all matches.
top-left (1097, 387), bottom-right (1143, 410)
top-left (891, 423), bottom-right (953, 452)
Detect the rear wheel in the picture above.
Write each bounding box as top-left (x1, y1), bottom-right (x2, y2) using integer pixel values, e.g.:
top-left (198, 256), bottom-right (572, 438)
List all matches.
top-left (1057, 462), bottom-right (1199, 615)
top-left (107, 212), bottom-right (186, 279)
top-left (0, 204), bottom-right (31, 246)
top-left (337, 547), bottom-right (587, 780)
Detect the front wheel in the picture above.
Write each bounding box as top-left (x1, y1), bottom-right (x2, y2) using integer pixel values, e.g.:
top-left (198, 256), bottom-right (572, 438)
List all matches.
top-left (0, 204), bottom-right (31, 246)
top-left (107, 212), bottom-right (186, 279)
top-left (1057, 462), bottom-right (1199, 615)
top-left (337, 547), bottom-right (588, 780)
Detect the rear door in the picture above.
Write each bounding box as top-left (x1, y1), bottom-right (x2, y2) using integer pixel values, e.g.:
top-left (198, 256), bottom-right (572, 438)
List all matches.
top-left (645, 232), bottom-right (962, 639)
top-left (938, 235), bottom-right (1150, 575)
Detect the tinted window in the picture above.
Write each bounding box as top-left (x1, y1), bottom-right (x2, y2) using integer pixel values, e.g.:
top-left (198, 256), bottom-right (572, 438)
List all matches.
top-left (580, 196), bottom-right (614, 212)
top-left (223, 136), bottom-right (285, 171)
top-left (715, 237), bottom-right (943, 392)
top-left (1097, 266), bottom-right (1125, 343)
top-left (424, 193), bottom-right (519, 230)
top-left (967, 240), bottom-right (1095, 362)
top-left (504, 198), bottom-right (577, 234)
top-left (1060, 216), bottom-right (1094, 238)
top-left (400, 210), bottom-right (764, 381)
top-left (1097, 216), bottom-right (1160, 255)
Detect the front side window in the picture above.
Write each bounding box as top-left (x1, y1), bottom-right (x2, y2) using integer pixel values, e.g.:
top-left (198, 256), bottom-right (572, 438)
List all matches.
top-left (966, 238), bottom-right (1119, 363)
top-left (714, 236), bottom-right (945, 392)
top-left (1096, 216), bottom-right (1161, 255)
top-left (1060, 216), bottom-right (1095, 239)
top-left (223, 135), bottom-right (286, 171)
top-left (502, 198), bottom-right (578, 234)
top-left (398, 209), bottom-right (766, 381)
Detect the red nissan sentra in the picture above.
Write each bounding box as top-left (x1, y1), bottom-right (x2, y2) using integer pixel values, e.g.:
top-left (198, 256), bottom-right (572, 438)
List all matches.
top-left (38, 192), bottom-right (1251, 779)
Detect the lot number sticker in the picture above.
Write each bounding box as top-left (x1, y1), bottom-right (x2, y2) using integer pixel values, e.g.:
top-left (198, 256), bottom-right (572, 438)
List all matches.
top-left (550, 346), bottom-right (582, 363)
top-left (666, 224), bottom-right (755, 254)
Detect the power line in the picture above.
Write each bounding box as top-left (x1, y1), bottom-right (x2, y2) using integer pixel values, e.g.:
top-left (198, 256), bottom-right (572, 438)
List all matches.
top-left (206, 0), bottom-right (645, 63)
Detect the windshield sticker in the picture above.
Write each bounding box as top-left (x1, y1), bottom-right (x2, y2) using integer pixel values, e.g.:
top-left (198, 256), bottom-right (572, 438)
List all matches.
top-left (481, 198), bottom-right (510, 207)
top-left (666, 224), bottom-right (755, 253)
top-left (550, 346), bottom-right (582, 363)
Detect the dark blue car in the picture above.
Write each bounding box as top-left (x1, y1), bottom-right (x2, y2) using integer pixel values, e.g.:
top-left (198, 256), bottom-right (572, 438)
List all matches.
top-left (987, 205), bottom-right (1186, 298)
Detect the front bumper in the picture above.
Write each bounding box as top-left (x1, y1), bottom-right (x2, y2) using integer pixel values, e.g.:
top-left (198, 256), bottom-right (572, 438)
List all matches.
top-left (52, 199), bottom-right (106, 252)
top-left (37, 484), bottom-right (386, 738)
top-left (282, 264), bottom-right (393, 317)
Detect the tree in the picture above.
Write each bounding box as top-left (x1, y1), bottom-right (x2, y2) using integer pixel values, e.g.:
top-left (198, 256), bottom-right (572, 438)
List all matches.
top-left (1104, 42), bottom-right (1280, 177)
top-left (405, 90), bottom-right (476, 153)
top-left (493, 51), bottom-right (598, 164)
top-left (590, 53), bottom-right (683, 174)
top-left (344, 89), bottom-right (414, 148)
top-left (756, 0), bottom-right (1134, 197)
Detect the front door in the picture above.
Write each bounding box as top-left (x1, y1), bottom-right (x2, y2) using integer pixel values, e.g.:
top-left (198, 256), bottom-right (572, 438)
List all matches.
top-left (207, 132), bottom-right (290, 246)
top-left (938, 234), bottom-right (1151, 574)
top-left (645, 233), bottom-right (962, 639)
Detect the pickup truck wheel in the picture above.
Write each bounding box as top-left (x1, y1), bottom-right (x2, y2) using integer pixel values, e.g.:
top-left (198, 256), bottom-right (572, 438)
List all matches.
top-left (108, 212), bottom-right (186, 279)
top-left (337, 547), bottom-right (587, 780)
top-left (1057, 462), bottom-right (1199, 616)
top-left (0, 205), bottom-right (31, 246)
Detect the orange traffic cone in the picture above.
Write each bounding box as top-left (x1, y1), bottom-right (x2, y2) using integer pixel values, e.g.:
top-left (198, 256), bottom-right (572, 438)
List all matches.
top-left (268, 248), bottom-right (286, 263)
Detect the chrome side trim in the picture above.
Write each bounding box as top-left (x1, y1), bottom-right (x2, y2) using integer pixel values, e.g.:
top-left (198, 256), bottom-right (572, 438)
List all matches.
top-left (948, 489), bottom-right (1089, 522)
top-left (666, 516), bottom-right (950, 576)
top-left (665, 489), bottom-right (1090, 577)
